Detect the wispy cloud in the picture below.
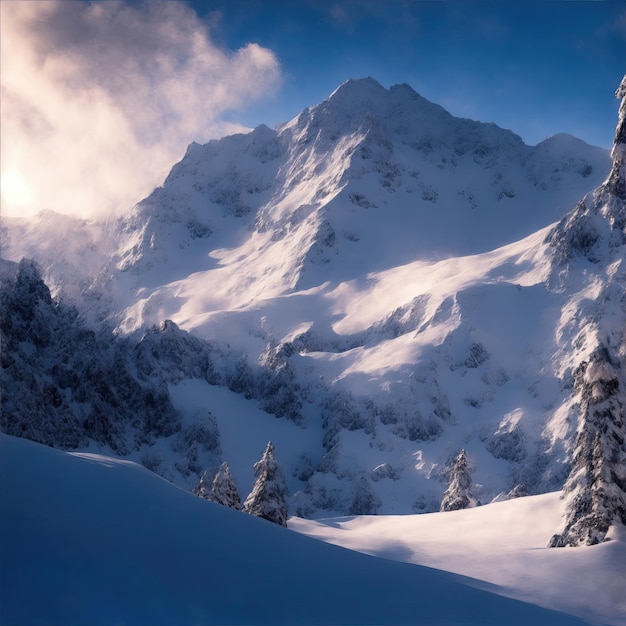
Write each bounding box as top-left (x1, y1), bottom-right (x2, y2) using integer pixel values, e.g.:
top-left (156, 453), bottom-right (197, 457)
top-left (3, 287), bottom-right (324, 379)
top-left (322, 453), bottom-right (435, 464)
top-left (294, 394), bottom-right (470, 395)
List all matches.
top-left (0, 0), bottom-right (281, 218)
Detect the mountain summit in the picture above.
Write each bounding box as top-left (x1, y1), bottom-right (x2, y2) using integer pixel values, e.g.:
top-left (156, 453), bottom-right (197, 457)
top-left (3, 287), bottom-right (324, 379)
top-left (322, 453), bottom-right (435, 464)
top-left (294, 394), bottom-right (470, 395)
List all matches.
top-left (2, 77), bottom-right (623, 534)
top-left (104, 77), bottom-right (609, 296)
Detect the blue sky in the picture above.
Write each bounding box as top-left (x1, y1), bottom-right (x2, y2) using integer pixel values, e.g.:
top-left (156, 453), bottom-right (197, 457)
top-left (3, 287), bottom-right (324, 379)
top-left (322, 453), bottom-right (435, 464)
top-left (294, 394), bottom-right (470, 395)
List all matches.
top-left (1, 0), bottom-right (624, 218)
top-left (193, 0), bottom-right (625, 149)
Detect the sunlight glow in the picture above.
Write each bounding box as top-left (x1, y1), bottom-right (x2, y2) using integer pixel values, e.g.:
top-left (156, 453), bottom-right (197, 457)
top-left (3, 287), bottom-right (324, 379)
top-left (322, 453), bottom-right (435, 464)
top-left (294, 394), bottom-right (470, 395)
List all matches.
top-left (1, 170), bottom-right (33, 207)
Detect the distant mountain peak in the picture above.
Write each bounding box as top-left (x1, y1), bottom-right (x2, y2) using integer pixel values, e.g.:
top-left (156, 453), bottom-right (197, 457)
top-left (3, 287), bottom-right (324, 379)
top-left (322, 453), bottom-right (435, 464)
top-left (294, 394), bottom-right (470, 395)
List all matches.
top-left (389, 81), bottom-right (420, 97)
top-left (328, 76), bottom-right (387, 99)
top-left (321, 76), bottom-right (437, 121)
top-left (328, 77), bottom-right (421, 103)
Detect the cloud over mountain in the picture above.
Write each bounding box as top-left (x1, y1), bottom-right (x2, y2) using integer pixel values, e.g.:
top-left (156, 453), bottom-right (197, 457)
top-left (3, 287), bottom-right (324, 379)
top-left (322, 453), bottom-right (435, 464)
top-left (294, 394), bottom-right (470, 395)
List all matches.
top-left (0, 0), bottom-right (281, 218)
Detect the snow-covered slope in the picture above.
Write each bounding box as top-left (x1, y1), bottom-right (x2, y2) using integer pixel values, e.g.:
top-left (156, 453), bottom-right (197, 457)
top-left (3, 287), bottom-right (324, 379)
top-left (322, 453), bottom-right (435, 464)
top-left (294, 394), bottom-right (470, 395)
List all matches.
top-left (2, 79), bottom-right (609, 310)
top-left (1, 77), bottom-right (624, 532)
top-left (108, 78), bottom-right (608, 311)
top-left (291, 495), bottom-right (626, 626)
top-left (0, 434), bottom-right (594, 626)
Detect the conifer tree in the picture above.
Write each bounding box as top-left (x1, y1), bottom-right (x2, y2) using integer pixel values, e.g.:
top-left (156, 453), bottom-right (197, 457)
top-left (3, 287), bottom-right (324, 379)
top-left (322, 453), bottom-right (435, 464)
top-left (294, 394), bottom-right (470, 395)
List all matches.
top-left (193, 469), bottom-right (213, 501)
top-left (242, 441), bottom-right (288, 527)
top-left (549, 346), bottom-right (626, 547)
top-left (440, 449), bottom-right (477, 512)
top-left (194, 462), bottom-right (242, 510)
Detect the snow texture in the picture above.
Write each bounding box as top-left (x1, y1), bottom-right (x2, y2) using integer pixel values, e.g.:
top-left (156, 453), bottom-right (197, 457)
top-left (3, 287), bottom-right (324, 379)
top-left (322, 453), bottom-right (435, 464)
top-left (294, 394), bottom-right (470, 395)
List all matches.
top-left (0, 434), bottom-right (596, 626)
top-left (291, 491), bottom-right (626, 626)
top-left (1, 77), bottom-right (624, 537)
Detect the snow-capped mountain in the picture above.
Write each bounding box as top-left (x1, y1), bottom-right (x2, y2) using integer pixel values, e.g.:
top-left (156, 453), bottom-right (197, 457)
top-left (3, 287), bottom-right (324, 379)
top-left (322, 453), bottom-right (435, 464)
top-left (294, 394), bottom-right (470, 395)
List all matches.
top-left (2, 77), bottom-right (624, 546)
top-left (112, 78), bottom-right (609, 304)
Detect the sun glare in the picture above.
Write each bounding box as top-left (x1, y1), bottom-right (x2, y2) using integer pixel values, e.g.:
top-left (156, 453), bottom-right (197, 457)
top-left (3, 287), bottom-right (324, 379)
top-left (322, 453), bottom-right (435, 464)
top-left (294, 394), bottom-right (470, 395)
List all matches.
top-left (1, 170), bottom-right (34, 214)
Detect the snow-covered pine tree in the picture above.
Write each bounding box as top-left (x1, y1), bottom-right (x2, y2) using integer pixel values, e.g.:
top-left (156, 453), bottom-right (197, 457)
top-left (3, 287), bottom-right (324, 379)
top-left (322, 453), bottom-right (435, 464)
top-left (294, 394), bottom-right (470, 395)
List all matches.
top-left (194, 462), bottom-right (242, 510)
top-left (549, 346), bottom-right (626, 547)
top-left (242, 442), bottom-right (288, 527)
top-left (440, 449), bottom-right (477, 512)
top-left (547, 79), bottom-right (626, 547)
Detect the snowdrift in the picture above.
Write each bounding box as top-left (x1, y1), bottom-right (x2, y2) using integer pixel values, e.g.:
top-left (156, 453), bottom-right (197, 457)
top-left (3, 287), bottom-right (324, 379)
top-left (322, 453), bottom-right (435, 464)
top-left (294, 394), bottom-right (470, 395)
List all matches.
top-left (0, 434), bottom-right (591, 626)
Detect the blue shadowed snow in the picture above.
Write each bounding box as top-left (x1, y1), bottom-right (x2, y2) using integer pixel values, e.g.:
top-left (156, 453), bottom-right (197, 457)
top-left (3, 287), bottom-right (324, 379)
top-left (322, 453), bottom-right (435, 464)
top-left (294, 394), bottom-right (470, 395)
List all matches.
top-left (0, 435), bottom-right (590, 625)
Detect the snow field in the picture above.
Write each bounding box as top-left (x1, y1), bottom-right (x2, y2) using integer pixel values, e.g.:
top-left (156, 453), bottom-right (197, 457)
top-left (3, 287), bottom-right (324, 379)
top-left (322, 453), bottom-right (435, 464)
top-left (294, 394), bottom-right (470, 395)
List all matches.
top-left (0, 434), bottom-right (597, 626)
top-left (290, 494), bottom-right (626, 626)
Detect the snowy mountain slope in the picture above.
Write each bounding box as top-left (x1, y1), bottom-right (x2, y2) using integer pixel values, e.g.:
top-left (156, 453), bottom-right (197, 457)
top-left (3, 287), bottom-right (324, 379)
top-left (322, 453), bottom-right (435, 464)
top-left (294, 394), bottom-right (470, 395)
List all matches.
top-left (0, 434), bottom-right (594, 626)
top-left (290, 493), bottom-right (626, 626)
top-left (113, 211), bottom-right (578, 516)
top-left (0, 260), bottom-right (318, 493)
top-left (2, 79), bottom-right (609, 310)
top-left (102, 80), bottom-right (616, 517)
top-left (542, 75), bottom-right (626, 546)
top-left (1, 77), bottom-right (623, 527)
top-left (106, 78), bottom-right (609, 309)
top-left (141, 225), bottom-right (568, 516)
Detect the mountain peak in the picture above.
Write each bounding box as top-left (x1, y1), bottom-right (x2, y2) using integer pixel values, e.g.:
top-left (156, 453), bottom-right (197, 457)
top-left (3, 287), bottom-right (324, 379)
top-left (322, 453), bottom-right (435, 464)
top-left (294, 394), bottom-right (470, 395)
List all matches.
top-left (327, 76), bottom-right (387, 101)
top-left (389, 82), bottom-right (420, 98)
top-left (325, 77), bottom-right (424, 111)
top-left (280, 75), bottom-right (449, 145)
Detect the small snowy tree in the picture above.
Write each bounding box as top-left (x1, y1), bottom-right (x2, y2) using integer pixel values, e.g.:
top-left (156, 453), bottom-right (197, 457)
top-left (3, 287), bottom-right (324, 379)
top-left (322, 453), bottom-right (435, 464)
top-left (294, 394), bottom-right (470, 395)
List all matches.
top-left (192, 469), bottom-right (212, 500)
top-left (242, 442), bottom-right (288, 527)
top-left (440, 449), bottom-right (477, 512)
top-left (194, 462), bottom-right (242, 510)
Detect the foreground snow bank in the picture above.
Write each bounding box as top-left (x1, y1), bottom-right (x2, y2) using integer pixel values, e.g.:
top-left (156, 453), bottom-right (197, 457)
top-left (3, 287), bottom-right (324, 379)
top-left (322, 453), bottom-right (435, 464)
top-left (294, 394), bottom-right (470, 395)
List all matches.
top-left (291, 495), bottom-right (626, 625)
top-left (0, 435), bottom-right (589, 626)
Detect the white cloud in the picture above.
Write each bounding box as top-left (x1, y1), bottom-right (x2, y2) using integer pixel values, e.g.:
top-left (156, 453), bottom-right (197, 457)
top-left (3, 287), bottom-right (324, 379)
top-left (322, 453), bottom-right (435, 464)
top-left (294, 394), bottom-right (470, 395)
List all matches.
top-left (0, 0), bottom-right (281, 218)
